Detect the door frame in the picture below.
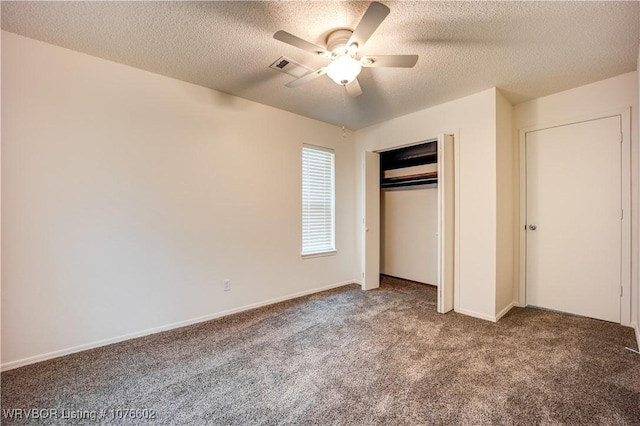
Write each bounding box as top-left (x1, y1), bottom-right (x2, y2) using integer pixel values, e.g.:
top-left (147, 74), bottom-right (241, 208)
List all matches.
top-left (518, 108), bottom-right (632, 325)
top-left (362, 133), bottom-right (458, 314)
top-left (362, 151), bottom-right (380, 290)
top-left (438, 134), bottom-right (455, 313)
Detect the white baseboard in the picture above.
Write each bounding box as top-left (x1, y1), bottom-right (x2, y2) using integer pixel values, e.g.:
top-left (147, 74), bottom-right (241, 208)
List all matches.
top-left (456, 308), bottom-right (497, 322)
top-left (633, 322), bottom-right (640, 350)
top-left (1, 280), bottom-right (357, 372)
top-left (456, 301), bottom-right (517, 323)
top-left (495, 301), bottom-right (517, 322)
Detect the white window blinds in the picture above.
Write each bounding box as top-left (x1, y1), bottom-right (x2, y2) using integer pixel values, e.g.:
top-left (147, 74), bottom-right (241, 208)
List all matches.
top-left (302, 145), bottom-right (335, 256)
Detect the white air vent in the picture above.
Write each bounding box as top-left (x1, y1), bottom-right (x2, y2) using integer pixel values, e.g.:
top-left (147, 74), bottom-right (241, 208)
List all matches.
top-left (269, 56), bottom-right (312, 78)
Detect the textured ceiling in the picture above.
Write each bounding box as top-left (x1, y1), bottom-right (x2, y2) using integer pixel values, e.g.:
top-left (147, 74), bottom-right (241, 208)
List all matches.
top-left (2, 1), bottom-right (639, 130)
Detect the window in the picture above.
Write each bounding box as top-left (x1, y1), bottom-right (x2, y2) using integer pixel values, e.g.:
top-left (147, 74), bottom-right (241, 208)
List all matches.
top-left (302, 145), bottom-right (335, 256)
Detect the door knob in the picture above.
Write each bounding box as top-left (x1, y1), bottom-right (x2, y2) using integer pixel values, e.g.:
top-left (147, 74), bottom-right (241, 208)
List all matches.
top-left (529, 224), bottom-right (537, 231)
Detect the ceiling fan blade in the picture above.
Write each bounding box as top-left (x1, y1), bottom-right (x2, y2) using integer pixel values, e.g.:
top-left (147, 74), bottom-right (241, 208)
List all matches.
top-left (274, 31), bottom-right (329, 56)
top-left (285, 67), bottom-right (328, 88)
top-left (361, 55), bottom-right (419, 68)
top-left (346, 78), bottom-right (363, 97)
top-left (347, 2), bottom-right (390, 49)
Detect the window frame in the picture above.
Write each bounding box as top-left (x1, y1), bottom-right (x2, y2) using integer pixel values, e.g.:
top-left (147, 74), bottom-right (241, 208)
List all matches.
top-left (301, 144), bottom-right (336, 258)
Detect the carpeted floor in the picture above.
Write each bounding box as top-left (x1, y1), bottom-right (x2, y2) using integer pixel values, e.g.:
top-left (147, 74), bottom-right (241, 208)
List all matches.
top-left (2, 276), bottom-right (639, 425)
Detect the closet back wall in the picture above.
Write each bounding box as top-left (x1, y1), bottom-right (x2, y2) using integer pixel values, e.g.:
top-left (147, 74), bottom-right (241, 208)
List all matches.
top-left (381, 187), bottom-right (438, 285)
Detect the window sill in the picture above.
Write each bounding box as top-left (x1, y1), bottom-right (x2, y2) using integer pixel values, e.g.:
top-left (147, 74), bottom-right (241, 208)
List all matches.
top-left (301, 250), bottom-right (337, 259)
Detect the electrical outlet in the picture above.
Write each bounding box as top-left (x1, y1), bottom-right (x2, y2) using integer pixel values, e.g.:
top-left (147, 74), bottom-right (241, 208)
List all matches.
top-left (223, 279), bottom-right (231, 291)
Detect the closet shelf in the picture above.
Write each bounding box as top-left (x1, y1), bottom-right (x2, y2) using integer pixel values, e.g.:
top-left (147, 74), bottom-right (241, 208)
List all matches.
top-left (381, 150), bottom-right (438, 171)
top-left (398, 151), bottom-right (437, 161)
top-left (381, 171), bottom-right (438, 188)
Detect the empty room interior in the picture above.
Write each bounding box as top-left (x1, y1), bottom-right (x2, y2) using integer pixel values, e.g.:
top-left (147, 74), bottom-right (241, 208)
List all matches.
top-left (2, 1), bottom-right (640, 424)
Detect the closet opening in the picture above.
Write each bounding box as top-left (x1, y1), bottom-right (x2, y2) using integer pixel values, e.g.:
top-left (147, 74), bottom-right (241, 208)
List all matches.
top-left (363, 134), bottom-right (454, 313)
top-left (380, 140), bottom-right (439, 305)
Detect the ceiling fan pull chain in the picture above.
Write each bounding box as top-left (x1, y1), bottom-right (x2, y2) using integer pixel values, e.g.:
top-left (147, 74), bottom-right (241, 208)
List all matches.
top-left (342, 86), bottom-right (347, 139)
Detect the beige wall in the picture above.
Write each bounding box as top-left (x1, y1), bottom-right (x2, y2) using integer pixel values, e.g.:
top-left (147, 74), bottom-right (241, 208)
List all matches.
top-left (495, 91), bottom-right (514, 316)
top-left (513, 71), bottom-right (639, 327)
top-left (381, 187), bottom-right (438, 285)
top-left (4, 30), bottom-right (637, 369)
top-left (355, 89), bottom-right (499, 320)
top-left (1, 32), bottom-right (357, 368)
top-left (636, 48), bottom-right (640, 343)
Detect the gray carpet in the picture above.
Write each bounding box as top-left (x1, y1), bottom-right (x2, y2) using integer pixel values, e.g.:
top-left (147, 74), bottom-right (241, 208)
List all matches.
top-left (2, 276), bottom-right (639, 425)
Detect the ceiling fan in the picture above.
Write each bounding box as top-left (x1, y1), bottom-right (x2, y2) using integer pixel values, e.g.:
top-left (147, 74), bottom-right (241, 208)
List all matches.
top-left (273, 2), bottom-right (418, 97)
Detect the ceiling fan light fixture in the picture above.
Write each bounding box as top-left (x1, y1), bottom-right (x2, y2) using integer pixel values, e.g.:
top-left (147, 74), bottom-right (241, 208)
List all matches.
top-left (273, 2), bottom-right (416, 96)
top-left (326, 55), bottom-right (362, 86)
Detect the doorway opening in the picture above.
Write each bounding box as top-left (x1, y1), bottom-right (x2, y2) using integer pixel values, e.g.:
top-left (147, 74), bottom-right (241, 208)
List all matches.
top-left (363, 134), bottom-right (455, 314)
top-left (380, 140), bottom-right (438, 290)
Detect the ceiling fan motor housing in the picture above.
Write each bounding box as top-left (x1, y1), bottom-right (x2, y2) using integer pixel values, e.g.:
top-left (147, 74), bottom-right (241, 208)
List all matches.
top-left (326, 29), bottom-right (355, 56)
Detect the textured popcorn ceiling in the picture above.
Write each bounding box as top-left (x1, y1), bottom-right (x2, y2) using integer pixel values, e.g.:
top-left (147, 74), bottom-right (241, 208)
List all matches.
top-left (2, 1), bottom-right (639, 130)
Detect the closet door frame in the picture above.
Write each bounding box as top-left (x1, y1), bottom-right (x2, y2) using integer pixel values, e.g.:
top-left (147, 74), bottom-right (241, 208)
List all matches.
top-left (438, 134), bottom-right (455, 313)
top-left (363, 133), bottom-right (458, 314)
top-left (362, 151), bottom-right (381, 290)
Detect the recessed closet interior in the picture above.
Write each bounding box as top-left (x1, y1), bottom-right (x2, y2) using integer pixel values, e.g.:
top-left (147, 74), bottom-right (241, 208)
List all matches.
top-left (380, 140), bottom-right (439, 286)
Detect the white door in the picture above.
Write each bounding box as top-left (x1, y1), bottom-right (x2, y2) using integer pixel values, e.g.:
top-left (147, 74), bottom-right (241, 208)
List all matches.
top-left (525, 115), bottom-right (621, 323)
top-left (363, 151), bottom-right (380, 290)
top-left (437, 134), bottom-right (455, 313)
